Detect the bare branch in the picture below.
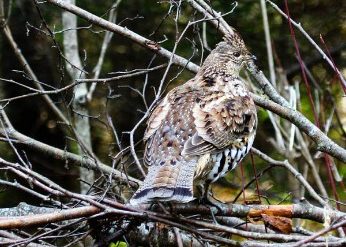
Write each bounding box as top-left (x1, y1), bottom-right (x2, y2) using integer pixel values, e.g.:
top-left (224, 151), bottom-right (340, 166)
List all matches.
top-left (0, 109), bottom-right (140, 185)
top-left (251, 93), bottom-right (346, 162)
top-left (0, 205), bottom-right (99, 229)
top-left (45, 0), bottom-right (199, 73)
top-left (266, 0), bottom-right (346, 90)
top-left (0, 7), bottom-right (69, 124)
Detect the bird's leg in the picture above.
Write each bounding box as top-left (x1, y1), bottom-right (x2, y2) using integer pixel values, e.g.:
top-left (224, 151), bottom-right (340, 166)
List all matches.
top-left (199, 180), bottom-right (222, 224)
top-left (199, 181), bottom-right (223, 213)
top-left (202, 180), bottom-right (211, 202)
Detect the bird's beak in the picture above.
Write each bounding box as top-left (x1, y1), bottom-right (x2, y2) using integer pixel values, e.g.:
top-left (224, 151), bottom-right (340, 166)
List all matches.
top-left (246, 53), bottom-right (256, 61)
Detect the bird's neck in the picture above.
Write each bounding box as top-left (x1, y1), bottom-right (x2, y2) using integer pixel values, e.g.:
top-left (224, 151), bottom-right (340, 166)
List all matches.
top-left (198, 64), bottom-right (240, 79)
top-left (197, 54), bottom-right (240, 79)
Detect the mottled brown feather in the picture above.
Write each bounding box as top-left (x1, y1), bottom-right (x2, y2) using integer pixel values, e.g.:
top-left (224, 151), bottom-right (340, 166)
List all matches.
top-left (130, 34), bottom-right (257, 205)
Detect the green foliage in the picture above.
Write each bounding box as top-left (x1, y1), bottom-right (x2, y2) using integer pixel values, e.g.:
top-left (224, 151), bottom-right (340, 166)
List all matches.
top-left (109, 241), bottom-right (127, 247)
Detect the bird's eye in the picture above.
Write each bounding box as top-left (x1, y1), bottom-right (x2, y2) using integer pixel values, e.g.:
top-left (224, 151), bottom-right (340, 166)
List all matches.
top-left (233, 52), bottom-right (241, 57)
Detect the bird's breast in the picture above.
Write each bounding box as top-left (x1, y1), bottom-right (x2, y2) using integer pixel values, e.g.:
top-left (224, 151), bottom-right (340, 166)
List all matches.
top-left (193, 131), bottom-right (255, 184)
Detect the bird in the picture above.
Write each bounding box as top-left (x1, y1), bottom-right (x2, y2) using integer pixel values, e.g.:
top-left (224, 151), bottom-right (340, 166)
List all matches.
top-left (129, 33), bottom-right (257, 205)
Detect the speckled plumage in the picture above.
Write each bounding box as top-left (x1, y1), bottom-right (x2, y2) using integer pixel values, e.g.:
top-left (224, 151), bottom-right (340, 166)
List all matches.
top-left (130, 34), bottom-right (257, 205)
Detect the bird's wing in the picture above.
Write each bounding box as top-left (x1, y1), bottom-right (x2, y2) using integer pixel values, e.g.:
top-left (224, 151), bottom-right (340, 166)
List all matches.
top-left (143, 82), bottom-right (196, 165)
top-left (143, 95), bottom-right (170, 166)
top-left (144, 79), bottom-right (197, 140)
top-left (182, 78), bottom-right (257, 157)
top-left (144, 97), bottom-right (170, 141)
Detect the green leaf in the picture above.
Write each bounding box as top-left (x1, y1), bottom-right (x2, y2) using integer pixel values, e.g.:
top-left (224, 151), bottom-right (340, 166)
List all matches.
top-left (109, 241), bottom-right (127, 247)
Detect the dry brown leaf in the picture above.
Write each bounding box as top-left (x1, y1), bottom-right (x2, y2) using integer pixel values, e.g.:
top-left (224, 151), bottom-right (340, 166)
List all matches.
top-left (262, 214), bottom-right (292, 234)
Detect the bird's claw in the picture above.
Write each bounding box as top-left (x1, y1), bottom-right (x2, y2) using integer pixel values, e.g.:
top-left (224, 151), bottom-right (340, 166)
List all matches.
top-left (199, 195), bottom-right (223, 213)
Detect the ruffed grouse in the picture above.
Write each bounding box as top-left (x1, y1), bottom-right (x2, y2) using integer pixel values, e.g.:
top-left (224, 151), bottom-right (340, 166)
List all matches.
top-left (130, 34), bottom-right (257, 205)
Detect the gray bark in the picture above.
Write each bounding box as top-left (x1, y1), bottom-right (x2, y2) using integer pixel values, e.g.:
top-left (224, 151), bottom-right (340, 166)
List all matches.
top-left (62, 0), bottom-right (94, 194)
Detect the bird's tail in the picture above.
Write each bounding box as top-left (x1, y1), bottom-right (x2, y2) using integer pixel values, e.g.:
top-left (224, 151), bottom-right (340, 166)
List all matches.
top-left (129, 159), bottom-right (197, 205)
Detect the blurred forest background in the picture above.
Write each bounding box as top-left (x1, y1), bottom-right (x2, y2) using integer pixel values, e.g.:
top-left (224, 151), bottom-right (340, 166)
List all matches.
top-left (0, 0), bottom-right (345, 245)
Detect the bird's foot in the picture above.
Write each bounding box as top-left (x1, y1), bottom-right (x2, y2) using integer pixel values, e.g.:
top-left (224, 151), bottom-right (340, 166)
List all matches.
top-left (199, 195), bottom-right (224, 213)
top-left (197, 196), bottom-right (224, 224)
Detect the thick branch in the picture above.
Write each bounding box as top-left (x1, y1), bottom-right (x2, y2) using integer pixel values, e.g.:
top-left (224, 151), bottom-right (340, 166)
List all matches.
top-left (251, 94), bottom-right (346, 162)
top-left (167, 203), bottom-right (345, 224)
top-left (1, 202), bottom-right (344, 230)
top-left (0, 204), bottom-right (99, 229)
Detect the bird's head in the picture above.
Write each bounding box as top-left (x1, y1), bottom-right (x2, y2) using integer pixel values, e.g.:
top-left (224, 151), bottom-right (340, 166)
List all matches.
top-left (200, 33), bottom-right (255, 77)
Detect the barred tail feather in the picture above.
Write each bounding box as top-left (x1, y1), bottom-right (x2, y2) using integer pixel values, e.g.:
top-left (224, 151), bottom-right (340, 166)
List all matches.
top-left (129, 160), bottom-right (197, 205)
top-left (171, 160), bottom-right (196, 202)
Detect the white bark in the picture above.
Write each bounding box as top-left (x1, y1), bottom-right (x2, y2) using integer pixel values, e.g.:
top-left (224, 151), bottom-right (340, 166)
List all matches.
top-left (260, 0), bottom-right (276, 87)
top-left (62, 0), bottom-right (94, 194)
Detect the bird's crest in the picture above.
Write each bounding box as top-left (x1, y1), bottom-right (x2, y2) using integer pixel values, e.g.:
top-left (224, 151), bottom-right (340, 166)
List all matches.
top-left (223, 32), bottom-right (247, 50)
